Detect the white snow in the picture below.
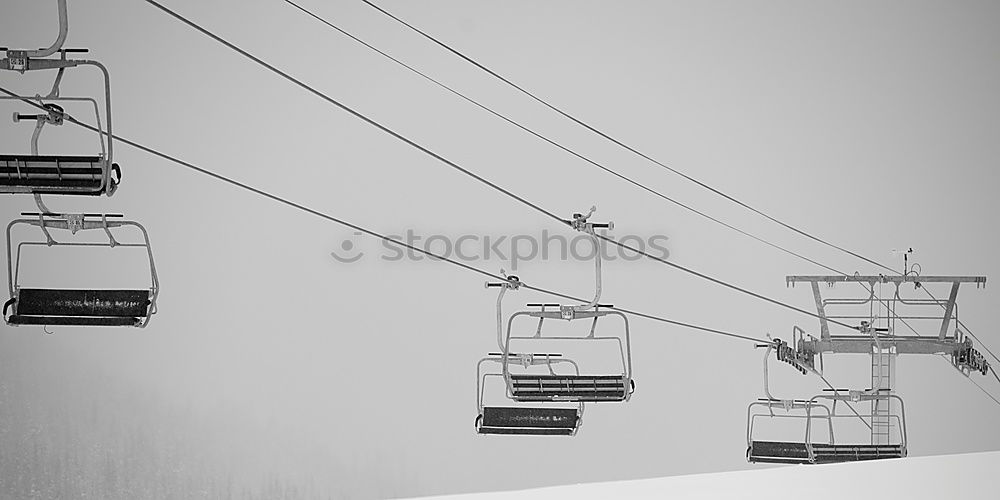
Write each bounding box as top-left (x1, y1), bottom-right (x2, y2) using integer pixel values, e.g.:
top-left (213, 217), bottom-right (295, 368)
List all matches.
top-left (410, 451), bottom-right (1000, 499)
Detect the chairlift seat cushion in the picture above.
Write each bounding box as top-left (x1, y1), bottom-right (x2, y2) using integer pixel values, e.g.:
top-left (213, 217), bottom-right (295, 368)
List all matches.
top-left (1, 155), bottom-right (107, 193)
top-left (11, 289), bottom-right (150, 321)
top-left (510, 374), bottom-right (630, 402)
top-left (7, 315), bottom-right (142, 327)
top-left (748, 440), bottom-right (904, 464)
top-left (478, 407), bottom-right (578, 436)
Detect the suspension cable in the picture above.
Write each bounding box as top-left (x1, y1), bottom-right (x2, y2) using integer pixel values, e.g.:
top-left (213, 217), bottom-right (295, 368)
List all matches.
top-left (357, 0), bottom-right (902, 276)
top-left (0, 84), bottom-right (769, 346)
top-left (138, 0), bottom-right (858, 333)
top-left (283, 0), bottom-right (844, 277)
top-left (358, 0), bottom-right (1000, 386)
top-left (285, 0), bottom-right (930, 339)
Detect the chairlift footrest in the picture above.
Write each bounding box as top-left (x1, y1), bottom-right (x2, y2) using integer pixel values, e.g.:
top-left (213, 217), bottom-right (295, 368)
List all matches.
top-left (7, 315), bottom-right (142, 327)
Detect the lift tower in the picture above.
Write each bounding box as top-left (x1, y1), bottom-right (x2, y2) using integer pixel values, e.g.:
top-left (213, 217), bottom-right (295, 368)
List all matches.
top-left (747, 272), bottom-right (990, 464)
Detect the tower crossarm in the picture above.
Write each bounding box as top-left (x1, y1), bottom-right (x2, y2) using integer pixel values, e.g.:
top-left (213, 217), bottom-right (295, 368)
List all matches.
top-left (786, 276), bottom-right (986, 286)
top-left (799, 336), bottom-right (967, 355)
top-left (786, 275), bottom-right (986, 342)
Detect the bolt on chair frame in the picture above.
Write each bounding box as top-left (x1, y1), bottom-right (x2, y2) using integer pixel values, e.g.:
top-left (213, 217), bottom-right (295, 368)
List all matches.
top-left (4, 213), bottom-right (159, 327)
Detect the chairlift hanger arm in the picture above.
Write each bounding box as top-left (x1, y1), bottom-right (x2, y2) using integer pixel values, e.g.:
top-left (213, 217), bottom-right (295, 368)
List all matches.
top-left (485, 272), bottom-right (521, 351)
top-left (2, 0), bottom-right (85, 69)
top-left (3, 0), bottom-right (85, 72)
top-left (565, 208), bottom-right (613, 313)
top-left (491, 278), bottom-right (508, 351)
top-left (21, 0), bottom-right (67, 59)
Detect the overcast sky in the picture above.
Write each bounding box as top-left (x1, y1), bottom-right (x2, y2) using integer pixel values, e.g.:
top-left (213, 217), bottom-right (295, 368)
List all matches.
top-left (2, 1), bottom-right (999, 498)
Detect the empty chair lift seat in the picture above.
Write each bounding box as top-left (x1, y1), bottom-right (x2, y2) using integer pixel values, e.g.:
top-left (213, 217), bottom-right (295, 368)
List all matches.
top-left (1, 155), bottom-right (118, 194)
top-left (748, 441), bottom-right (904, 465)
top-left (510, 374), bottom-right (631, 402)
top-left (477, 407), bottom-right (579, 436)
top-left (5, 288), bottom-right (151, 326)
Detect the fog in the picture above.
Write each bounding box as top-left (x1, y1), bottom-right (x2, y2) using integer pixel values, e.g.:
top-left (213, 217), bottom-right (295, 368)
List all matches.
top-left (2, 1), bottom-right (999, 498)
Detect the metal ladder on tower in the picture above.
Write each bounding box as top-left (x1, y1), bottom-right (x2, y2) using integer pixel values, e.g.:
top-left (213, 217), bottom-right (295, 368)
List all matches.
top-left (871, 346), bottom-right (896, 445)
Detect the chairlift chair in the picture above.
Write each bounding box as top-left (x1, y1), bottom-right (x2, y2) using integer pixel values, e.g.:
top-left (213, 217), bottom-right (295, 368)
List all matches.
top-left (746, 398), bottom-right (834, 464)
top-left (747, 392), bottom-right (907, 464)
top-left (500, 209), bottom-right (634, 404)
top-left (474, 209), bottom-right (634, 435)
top-left (502, 305), bottom-right (634, 403)
top-left (746, 340), bottom-right (907, 464)
top-left (2, 0), bottom-right (121, 196)
top-left (477, 352), bottom-right (584, 436)
top-left (475, 274), bottom-right (584, 436)
top-left (4, 212), bottom-right (158, 327)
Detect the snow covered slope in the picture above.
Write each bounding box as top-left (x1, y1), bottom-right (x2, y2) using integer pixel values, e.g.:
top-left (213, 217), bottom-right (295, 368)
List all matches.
top-left (411, 451), bottom-right (1000, 500)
